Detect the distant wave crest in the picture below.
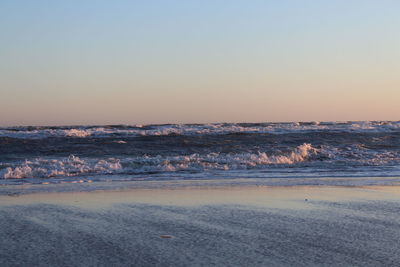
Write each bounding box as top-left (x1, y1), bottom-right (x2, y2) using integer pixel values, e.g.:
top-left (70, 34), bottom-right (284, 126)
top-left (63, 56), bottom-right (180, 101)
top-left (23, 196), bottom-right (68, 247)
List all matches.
top-left (1, 121), bottom-right (399, 139)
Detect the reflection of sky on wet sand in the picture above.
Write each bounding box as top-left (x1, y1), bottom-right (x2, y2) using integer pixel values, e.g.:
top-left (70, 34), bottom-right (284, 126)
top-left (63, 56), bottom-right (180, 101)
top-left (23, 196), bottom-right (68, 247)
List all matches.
top-left (2, 186), bottom-right (400, 266)
top-left (1, 186), bottom-right (400, 210)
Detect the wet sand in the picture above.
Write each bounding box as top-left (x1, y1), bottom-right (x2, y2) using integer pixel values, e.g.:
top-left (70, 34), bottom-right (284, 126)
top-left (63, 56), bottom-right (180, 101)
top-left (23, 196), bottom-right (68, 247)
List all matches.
top-left (1, 186), bottom-right (400, 266)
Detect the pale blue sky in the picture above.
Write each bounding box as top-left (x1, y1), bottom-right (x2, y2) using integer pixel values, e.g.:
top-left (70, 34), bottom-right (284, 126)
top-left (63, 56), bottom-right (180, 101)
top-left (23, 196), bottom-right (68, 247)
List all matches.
top-left (1, 0), bottom-right (399, 126)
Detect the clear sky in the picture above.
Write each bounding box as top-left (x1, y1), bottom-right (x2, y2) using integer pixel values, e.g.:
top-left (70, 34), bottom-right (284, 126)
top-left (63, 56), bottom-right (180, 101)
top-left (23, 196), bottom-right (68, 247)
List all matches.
top-left (1, 0), bottom-right (399, 126)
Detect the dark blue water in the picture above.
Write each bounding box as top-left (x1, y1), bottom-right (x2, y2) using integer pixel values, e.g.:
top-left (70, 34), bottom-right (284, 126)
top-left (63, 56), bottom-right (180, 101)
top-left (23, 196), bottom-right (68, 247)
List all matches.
top-left (1, 121), bottom-right (400, 185)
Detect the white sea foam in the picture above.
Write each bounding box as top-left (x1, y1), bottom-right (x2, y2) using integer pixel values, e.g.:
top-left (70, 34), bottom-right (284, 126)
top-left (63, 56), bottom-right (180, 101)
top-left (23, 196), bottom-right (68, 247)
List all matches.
top-left (1, 144), bottom-right (319, 179)
top-left (112, 140), bottom-right (127, 144)
top-left (2, 141), bottom-right (399, 180)
top-left (0, 121), bottom-right (399, 139)
top-left (64, 129), bottom-right (92, 137)
top-left (1, 156), bottom-right (122, 179)
top-left (3, 165), bottom-right (34, 179)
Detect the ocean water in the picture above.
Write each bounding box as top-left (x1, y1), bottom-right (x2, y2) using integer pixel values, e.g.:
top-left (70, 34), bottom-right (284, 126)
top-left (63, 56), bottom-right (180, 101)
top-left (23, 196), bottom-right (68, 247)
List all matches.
top-left (1, 121), bottom-right (400, 187)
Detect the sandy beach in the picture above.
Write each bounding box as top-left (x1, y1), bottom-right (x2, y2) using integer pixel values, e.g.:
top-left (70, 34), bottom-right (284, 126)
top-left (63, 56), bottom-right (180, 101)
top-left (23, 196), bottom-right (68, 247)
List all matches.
top-left (1, 185), bottom-right (400, 266)
top-left (2, 0), bottom-right (399, 265)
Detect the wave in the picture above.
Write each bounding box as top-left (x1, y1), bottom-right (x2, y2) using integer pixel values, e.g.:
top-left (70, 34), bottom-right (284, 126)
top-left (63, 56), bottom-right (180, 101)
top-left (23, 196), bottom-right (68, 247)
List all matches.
top-left (64, 129), bottom-right (92, 137)
top-left (1, 121), bottom-right (399, 139)
top-left (1, 155), bottom-right (122, 179)
top-left (1, 144), bottom-right (319, 179)
top-left (3, 142), bottom-right (399, 180)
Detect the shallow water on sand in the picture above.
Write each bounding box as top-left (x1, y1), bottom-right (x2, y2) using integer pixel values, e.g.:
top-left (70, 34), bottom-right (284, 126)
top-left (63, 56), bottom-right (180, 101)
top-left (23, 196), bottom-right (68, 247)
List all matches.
top-left (1, 185), bottom-right (400, 267)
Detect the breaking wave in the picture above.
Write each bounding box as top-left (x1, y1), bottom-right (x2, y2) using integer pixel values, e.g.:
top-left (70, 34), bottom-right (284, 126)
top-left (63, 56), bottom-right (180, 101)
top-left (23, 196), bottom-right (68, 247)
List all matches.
top-left (1, 121), bottom-right (399, 139)
top-left (1, 155), bottom-right (122, 179)
top-left (1, 144), bottom-right (319, 179)
top-left (1, 121), bottom-right (400, 186)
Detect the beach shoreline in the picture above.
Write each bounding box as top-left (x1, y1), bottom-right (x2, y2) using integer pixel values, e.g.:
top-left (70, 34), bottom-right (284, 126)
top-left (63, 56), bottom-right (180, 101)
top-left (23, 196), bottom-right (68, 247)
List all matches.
top-left (1, 184), bottom-right (400, 266)
top-left (2, 175), bottom-right (400, 197)
top-left (1, 183), bottom-right (400, 208)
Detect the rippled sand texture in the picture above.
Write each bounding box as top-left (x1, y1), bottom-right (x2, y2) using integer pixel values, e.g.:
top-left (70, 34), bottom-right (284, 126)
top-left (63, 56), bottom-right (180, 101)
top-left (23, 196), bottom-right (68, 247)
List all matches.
top-left (1, 186), bottom-right (399, 266)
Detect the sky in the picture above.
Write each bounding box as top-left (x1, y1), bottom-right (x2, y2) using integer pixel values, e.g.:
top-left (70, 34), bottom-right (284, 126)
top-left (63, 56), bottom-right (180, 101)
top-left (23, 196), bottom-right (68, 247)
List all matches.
top-left (0, 0), bottom-right (399, 126)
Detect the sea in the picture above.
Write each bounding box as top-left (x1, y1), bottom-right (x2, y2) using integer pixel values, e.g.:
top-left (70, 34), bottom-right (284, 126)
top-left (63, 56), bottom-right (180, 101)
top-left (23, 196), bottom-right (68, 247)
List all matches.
top-left (1, 121), bottom-right (400, 191)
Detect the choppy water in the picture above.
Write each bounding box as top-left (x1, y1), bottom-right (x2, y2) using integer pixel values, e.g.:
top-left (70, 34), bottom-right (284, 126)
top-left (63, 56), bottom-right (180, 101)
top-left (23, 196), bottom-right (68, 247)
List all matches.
top-left (1, 121), bottom-right (400, 186)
